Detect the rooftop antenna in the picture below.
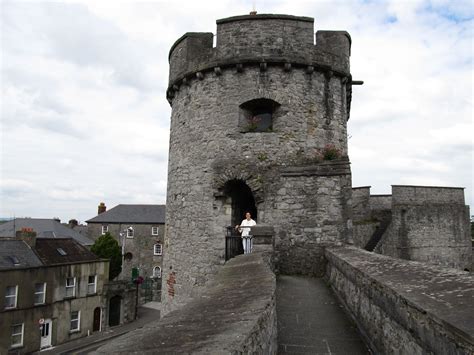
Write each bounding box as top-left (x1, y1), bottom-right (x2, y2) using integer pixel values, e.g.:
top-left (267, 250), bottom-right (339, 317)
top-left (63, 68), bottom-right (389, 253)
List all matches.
top-left (250, 1), bottom-right (257, 15)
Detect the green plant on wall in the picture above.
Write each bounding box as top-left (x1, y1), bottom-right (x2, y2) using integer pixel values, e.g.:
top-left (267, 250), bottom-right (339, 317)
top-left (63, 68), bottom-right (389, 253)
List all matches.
top-left (246, 116), bottom-right (261, 132)
top-left (257, 152), bottom-right (268, 161)
top-left (321, 144), bottom-right (341, 160)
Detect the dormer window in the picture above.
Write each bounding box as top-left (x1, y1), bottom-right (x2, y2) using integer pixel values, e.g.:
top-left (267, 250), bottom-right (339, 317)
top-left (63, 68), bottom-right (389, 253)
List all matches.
top-left (240, 98), bottom-right (280, 132)
top-left (57, 248), bottom-right (67, 256)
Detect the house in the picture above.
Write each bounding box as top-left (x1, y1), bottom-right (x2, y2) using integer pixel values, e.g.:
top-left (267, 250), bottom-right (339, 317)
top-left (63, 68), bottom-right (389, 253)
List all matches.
top-left (86, 203), bottom-right (165, 301)
top-left (0, 218), bottom-right (93, 246)
top-left (0, 231), bottom-right (109, 354)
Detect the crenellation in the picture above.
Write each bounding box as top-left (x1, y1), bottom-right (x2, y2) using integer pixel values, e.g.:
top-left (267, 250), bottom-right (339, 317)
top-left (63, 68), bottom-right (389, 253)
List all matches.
top-left (167, 14), bottom-right (353, 103)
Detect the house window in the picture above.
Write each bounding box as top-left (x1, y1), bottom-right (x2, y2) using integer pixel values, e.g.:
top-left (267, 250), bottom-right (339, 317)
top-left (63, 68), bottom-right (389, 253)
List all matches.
top-left (151, 226), bottom-right (159, 235)
top-left (153, 243), bottom-right (162, 256)
top-left (5, 285), bottom-right (18, 309)
top-left (87, 275), bottom-right (97, 294)
top-left (102, 225), bottom-right (108, 235)
top-left (34, 283), bottom-right (46, 305)
top-left (65, 277), bottom-right (76, 298)
top-left (127, 227), bottom-right (134, 238)
top-left (70, 311), bottom-right (80, 332)
top-left (240, 98), bottom-right (280, 132)
top-left (153, 266), bottom-right (162, 278)
top-left (11, 323), bottom-right (24, 348)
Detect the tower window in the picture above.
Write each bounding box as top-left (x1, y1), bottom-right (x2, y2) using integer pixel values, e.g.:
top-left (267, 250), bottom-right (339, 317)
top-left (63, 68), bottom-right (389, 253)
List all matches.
top-left (239, 98), bottom-right (280, 132)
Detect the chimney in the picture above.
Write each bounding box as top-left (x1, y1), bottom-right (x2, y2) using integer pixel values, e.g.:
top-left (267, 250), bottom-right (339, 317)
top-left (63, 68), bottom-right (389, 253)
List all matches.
top-left (16, 227), bottom-right (37, 248)
top-left (68, 219), bottom-right (78, 228)
top-left (98, 202), bottom-right (107, 215)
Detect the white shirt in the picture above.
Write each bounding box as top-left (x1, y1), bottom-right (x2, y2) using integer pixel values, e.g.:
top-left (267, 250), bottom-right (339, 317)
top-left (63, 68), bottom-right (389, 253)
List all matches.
top-left (240, 218), bottom-right (256, 237)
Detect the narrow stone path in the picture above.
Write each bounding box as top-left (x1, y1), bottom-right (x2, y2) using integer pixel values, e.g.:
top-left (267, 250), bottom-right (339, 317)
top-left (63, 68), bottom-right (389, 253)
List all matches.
top-left (276, 275), bottom-right (369, 355)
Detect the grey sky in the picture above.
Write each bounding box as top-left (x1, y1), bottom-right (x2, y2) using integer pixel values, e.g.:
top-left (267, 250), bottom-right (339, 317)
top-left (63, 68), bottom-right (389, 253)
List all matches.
top-left (1, 0), bottom-right (472, 223)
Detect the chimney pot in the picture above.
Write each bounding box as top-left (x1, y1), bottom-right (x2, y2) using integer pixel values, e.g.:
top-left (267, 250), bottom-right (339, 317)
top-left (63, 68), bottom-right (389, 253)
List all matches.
top-left (98, 202), bottom-right (107, 215)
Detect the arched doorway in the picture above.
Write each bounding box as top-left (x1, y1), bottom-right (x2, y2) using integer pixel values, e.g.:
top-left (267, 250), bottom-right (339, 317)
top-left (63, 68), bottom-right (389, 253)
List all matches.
top-left (224, 179), bottom-right (257, 227)
top-left (108, 295), bottom-right (121, 327)
top-left (223, 180), bottom-right (257, 260)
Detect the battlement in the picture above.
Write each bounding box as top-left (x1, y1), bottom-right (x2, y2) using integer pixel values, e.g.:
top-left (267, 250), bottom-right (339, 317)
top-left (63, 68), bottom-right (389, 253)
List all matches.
top-left (167, 14), bottom-right (352, 101)
top-left (392, 185), bottom-right (466, 205)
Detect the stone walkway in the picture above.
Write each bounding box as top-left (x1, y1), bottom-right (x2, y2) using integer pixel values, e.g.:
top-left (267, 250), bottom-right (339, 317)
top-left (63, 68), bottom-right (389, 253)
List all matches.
top-left (277, 275), bottom-right (369, 354)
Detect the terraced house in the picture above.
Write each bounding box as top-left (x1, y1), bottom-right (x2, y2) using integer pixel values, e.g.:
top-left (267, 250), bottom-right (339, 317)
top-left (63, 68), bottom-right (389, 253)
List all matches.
top-left (0, 231), bottom-right (109, 354)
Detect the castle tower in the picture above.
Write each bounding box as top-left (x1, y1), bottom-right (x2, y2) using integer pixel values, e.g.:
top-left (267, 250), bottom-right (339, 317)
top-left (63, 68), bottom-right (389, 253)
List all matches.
top-left (162, 14), bottom-right (354, 314)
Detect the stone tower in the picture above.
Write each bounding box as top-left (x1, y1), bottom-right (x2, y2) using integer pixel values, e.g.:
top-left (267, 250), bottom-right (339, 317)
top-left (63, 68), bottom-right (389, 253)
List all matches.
top-left (162, 14), bottom-right (354, 314)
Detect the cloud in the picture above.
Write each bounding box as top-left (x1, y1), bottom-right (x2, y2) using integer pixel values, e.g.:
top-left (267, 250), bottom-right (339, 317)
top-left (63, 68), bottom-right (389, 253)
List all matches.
top-left (1, 0), bottom-right (472, 221)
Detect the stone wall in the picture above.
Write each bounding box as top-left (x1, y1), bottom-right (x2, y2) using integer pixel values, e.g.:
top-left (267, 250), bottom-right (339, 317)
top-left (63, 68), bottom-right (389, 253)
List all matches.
top-left (325, 246), bottom-right (474, 354)
top-left (370, 194), bottom-right (391, 211)
top-left (376, 186), bottom-right (471, 270)
top-left (352, 186), bottom-right (371, 221)
top-left (95, 252), bottom-right (277, 354)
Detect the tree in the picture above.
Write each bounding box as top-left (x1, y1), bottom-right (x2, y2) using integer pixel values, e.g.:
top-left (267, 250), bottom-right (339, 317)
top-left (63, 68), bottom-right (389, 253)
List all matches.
top-left (91, 232), bottom-right (122, 280)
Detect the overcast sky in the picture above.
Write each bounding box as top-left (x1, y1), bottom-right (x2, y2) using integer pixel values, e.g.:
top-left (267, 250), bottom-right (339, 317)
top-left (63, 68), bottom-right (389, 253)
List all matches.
top-left (1, 0), bottom-right (472, 223)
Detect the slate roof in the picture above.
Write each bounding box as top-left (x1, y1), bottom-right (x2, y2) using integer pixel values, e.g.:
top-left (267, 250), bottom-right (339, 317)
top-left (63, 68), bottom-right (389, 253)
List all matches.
top-left (34, 238), bottom-right (101, 265)
top-left (86, 204), bottom-right (166, 224)
top-left (0, 240), bottom-right (43, 270)
top-left (0, 218), bottom-right (93, 246)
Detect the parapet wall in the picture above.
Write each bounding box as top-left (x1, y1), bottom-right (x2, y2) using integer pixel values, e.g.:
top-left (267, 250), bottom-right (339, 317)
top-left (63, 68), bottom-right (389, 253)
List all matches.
top-left (95, 252), bottom-right (277, 354)
top-left (167, 14), bottom-right (351, 100)
top-left (325, 246), bottom-right (474, 354)
top-left (392, 185), bottom-right (465, 205)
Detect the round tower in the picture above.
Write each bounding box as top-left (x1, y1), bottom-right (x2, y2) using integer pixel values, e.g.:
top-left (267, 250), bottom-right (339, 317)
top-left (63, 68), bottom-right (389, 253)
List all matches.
top-left (162, 14), bottom-right (354, 314)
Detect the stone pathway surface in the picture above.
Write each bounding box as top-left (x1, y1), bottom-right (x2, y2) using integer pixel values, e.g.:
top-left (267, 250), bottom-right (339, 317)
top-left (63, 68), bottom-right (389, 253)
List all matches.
top-left (277, 275), bottom-right (369, 355)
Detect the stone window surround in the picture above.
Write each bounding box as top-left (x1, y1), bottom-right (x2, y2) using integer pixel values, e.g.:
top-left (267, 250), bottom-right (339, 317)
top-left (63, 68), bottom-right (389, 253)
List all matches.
top-left (153, 266), bottom-right (162, 278)
top-left (11, 323), bottom-right (24, 348)
top-left (87, 275), bottom-right (97, 294)
top-left (5, 285), bottom-right (18, 309)
top-left (101, 225), bottom-right (108, 235)
top-left (65, 277), bottom-right (76, 298)
top-left (70, 310), bottom-right (81, 332)
top-left (154, 243), bottom-right (163, 256)
top-left (239, 98), bottom-right (280, 133)
top-left (152, 226), bottom-right (159, 235)
top-left (34, 282), bottom-right (46, 305)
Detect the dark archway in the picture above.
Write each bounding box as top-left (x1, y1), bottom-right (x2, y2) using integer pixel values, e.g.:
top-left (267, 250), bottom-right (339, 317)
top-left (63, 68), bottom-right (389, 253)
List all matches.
top-left (108, 295), bottom-right (121, 327)
top-left (224, 179), bottom-right (257, 227)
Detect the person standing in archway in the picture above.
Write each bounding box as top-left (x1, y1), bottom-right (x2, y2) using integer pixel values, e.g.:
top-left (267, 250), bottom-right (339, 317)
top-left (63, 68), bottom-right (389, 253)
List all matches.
top-left (236, 212), bottom-right (256, 254)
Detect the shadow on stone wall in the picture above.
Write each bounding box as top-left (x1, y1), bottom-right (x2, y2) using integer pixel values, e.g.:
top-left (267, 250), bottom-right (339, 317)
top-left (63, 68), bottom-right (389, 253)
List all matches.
top-left (94, 251), bottom-right (277, 354)
top-left (325, 246), bottom-right (474, 354)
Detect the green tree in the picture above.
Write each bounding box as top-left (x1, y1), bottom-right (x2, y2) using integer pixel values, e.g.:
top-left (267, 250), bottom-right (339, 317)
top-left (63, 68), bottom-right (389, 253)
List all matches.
top-left (91, 232), bottom-right (122, 280)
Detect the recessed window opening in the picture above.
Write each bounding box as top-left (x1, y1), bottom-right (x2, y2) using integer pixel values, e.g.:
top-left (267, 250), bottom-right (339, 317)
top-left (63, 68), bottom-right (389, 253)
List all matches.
top-left (154, 243), bottom-right (162, 256)
top-left (34, 283), bottom-right (46, 305)
top-left (153, 266), bottom-right (162, 278)
top-left (240, 98), bottom-right (280, 132)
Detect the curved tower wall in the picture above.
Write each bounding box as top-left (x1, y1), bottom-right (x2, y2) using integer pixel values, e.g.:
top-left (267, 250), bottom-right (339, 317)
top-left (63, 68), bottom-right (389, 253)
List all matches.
top-left (163, 14), bottom-right (354, 314)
